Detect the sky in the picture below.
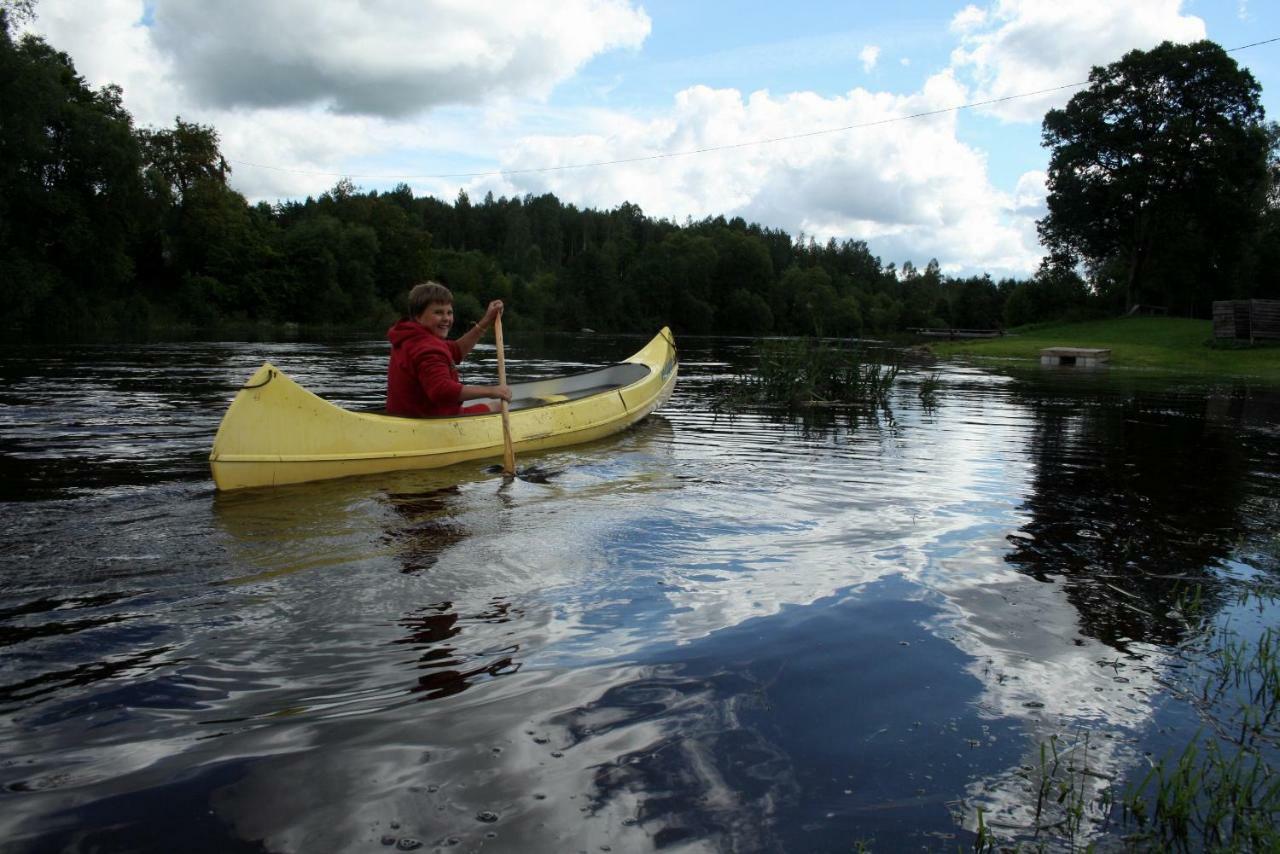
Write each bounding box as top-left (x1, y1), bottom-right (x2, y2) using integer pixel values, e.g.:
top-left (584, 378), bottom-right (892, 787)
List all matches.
top-left (22, 0), bottom-right (1280, 279)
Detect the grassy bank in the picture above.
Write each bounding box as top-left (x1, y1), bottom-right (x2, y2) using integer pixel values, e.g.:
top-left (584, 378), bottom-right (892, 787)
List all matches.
top-left (928, 317), bottom-right (1280, 381)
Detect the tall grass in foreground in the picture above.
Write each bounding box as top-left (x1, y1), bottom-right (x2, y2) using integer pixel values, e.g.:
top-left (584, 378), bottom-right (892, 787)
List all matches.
top-left (1119, 587), bottom-right (1280, 852)
top-left (969, 578), bottom-right (1280, 852)
top-left (716, 338), bottom-right (899, 410)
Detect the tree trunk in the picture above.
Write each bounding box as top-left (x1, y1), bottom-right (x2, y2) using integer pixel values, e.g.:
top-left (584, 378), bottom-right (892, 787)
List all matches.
top-left (1126, 210), bottom-right (1150, 311)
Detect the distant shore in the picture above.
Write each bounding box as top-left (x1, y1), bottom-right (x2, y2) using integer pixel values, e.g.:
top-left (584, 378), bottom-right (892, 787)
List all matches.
top-left (928, 317), bottom-right (1280, 382)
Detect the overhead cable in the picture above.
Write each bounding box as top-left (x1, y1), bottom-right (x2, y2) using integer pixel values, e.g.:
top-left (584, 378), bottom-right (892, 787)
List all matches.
top-left (225, 36), bottom-right (1280, 181)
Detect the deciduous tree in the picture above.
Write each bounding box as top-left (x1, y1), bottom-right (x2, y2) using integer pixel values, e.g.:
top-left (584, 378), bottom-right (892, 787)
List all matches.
top-left (0, 20), bottom-right (142, 325)
top-left (1039, 40), bottom-right (1273, 314)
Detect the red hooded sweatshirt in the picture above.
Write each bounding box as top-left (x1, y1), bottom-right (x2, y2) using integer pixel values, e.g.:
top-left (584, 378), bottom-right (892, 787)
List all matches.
top-left (386, 320), bottom-right (465, 417)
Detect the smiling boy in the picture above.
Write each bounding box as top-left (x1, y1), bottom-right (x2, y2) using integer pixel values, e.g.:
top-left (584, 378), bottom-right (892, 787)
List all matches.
top-left (386, 281), bottom-right (511, 417)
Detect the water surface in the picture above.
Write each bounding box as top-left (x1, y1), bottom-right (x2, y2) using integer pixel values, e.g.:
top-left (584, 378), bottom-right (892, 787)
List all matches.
top-left (1, 334), bottom-right (1278, 852)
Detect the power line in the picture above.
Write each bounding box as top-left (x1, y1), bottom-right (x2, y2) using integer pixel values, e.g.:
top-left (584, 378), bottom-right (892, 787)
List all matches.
top-left (225, 36), bottom-right (1280, 182)
top-left (227, 81), bottom-right (1087, 181)
top-left (1228, 35), bottom-right (1280, 52)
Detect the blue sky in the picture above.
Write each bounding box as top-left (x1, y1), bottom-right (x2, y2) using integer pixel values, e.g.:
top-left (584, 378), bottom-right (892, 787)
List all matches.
top-left (26, 0), bottom-right (1280, 278)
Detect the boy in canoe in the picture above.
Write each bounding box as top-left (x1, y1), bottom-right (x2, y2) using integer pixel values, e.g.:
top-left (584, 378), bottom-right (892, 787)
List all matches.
top-left (386, 281), bottom-right (512, 417)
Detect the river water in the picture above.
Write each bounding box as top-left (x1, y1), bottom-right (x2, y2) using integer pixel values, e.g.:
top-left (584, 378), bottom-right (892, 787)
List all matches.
top-left (1, 333), bottom-right (1278, 852)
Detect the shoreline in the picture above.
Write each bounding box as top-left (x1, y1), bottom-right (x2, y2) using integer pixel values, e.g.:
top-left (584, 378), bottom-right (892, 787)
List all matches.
top-left (927, 316), bottom-right (1280, 382)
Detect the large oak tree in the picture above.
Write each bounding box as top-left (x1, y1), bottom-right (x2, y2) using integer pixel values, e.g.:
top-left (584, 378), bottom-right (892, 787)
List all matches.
top-left (1039, 40), bottom-right (1274, 314)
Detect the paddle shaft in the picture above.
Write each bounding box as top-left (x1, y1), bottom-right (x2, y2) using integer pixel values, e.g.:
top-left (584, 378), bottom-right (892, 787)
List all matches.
top-left (493, 316), bottom-right (516, 475)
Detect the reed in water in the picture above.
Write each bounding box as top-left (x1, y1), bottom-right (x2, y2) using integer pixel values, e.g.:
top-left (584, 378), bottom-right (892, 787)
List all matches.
top-left (719, 338), bottom-right (899, 410)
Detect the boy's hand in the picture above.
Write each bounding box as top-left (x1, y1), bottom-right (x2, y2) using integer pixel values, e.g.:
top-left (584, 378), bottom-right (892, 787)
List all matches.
top-left (492, 384), bottom-right (512, 402)
top-left (482, 300), bottom-right (504, 328)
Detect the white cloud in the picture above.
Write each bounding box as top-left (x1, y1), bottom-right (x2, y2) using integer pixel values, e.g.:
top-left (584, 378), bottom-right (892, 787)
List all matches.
top-left (949, 0), bottom-right (1207, 122)
top-left (951, 4), bottom-right (989, 32)
top-left (214, 110), bottom-right (399, 201)
top-left (473, 75), bottom-right (1044, 277)
top-left (149, 0), bottom-right (651, 116)
top-left (1013, 170), bottom-right (1047, 215)
top-left (1010, 170), bottom-right (1048, 267)
top-left (21, 0), bottom-right (178, 126)
top-left (859, 44), bottom-right (881, 73)
top-left (28, 0), bottom-right (650, 120)
top-left (24, 0), bottom-right (654, 203)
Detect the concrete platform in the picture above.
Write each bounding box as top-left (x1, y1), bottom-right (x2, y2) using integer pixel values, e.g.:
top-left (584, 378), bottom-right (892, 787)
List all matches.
top-left (1039, 347), bottom-right (1111, 367)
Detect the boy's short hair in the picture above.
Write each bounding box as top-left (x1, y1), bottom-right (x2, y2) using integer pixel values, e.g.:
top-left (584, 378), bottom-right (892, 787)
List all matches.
top-left (408, 281), bottom-right (453, 317)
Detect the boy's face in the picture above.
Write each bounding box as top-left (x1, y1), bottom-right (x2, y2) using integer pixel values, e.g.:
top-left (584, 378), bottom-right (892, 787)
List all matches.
top-left (416, 301), bottom-right (454, 338)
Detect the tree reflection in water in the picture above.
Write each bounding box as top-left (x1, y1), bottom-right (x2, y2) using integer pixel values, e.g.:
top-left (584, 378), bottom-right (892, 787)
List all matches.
top-left (955, 376), bottom-right (1278, 847)
top-left (1003, 386), bottom-right (1248, 648)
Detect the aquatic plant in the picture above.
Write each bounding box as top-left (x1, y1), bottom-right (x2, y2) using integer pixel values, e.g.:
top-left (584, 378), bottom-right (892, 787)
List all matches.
top-left (717, 338), bottom-right (899, 410)
top-left (1122, 736), bottom-right (1279, 851)
top-left (962, 577), bottom-right (1280, 852)
top-left (918, 371), bottom-right (942, 410)
top-left (1120, 618), bottom-right (1280, 852)
top-left (972, 805), bottom-right (993, 852)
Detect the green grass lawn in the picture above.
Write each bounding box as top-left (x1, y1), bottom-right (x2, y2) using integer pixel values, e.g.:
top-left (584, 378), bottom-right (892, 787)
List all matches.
top-left (928, 317), bottom-right (1280, 381)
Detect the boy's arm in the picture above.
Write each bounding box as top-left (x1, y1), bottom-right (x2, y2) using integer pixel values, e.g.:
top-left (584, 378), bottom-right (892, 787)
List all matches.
top-left (415, 349), bottom-right (464, 408)
top-left (455, 299), bottom-right (504, 359)
top-left (460, 383), bottom-right (511, 403)
top-left (417, 345), bottom-right (511, 406)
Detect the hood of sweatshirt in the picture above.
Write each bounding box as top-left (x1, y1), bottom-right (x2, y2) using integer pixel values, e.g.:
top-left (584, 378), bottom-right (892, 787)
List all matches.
top-left (388, 319), bottom-right (433, 350)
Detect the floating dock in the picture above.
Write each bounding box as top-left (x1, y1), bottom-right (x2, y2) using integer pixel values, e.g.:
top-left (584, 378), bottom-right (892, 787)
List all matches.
top-left (914, 328), bottom-right (1003, 339)
top-left (1039, 347), bottom-right (1111, 367)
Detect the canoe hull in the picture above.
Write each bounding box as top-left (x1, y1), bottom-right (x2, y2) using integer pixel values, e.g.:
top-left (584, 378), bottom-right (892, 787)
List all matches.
top-left (209, 329), bottom-right (677, 490)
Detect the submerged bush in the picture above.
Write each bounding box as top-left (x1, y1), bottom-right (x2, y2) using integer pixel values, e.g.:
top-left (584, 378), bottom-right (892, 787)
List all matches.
top-left (718, 338), bottom-right (899, 409)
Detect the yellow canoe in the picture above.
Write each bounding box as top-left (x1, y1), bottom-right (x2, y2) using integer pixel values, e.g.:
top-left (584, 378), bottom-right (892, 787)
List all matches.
top-left (210, 328), bottom-right (678, 490)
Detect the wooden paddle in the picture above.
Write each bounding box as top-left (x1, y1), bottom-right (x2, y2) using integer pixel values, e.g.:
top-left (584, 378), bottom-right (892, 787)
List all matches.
top-left (493, 315), bottom-right (516, 476)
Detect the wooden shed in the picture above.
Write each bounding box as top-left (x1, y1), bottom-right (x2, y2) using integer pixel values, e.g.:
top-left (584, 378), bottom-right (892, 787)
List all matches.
top-left (1213, 300), bottom-right (1280, 341)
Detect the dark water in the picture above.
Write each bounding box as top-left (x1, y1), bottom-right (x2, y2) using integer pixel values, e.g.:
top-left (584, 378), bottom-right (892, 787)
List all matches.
top-left (1, 334), bottom-right (1278, 852)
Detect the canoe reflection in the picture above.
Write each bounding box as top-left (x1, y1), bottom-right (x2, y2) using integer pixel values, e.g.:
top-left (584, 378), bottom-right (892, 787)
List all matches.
top-left (211, 467), bottom-right (493, 584)
top-left (382, 486), bottom-right (469, 573)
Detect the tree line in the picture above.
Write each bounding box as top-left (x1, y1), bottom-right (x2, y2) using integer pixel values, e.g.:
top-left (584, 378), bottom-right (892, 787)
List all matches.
top-left (2, 12), bottom-right (1276, 339)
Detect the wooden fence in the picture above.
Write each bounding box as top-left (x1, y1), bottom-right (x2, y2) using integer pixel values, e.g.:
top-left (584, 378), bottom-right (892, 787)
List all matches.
top-left (1212, 300), bottom-right (1280, 341)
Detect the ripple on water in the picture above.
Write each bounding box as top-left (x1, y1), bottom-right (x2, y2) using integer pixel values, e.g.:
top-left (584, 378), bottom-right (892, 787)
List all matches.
top-left (1, 338), bottom-right (1280, 851)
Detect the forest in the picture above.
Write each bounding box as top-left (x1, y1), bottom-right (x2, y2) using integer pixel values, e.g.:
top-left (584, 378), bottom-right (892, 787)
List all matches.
top-left (3, 12), bottom-right (1278, 338)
